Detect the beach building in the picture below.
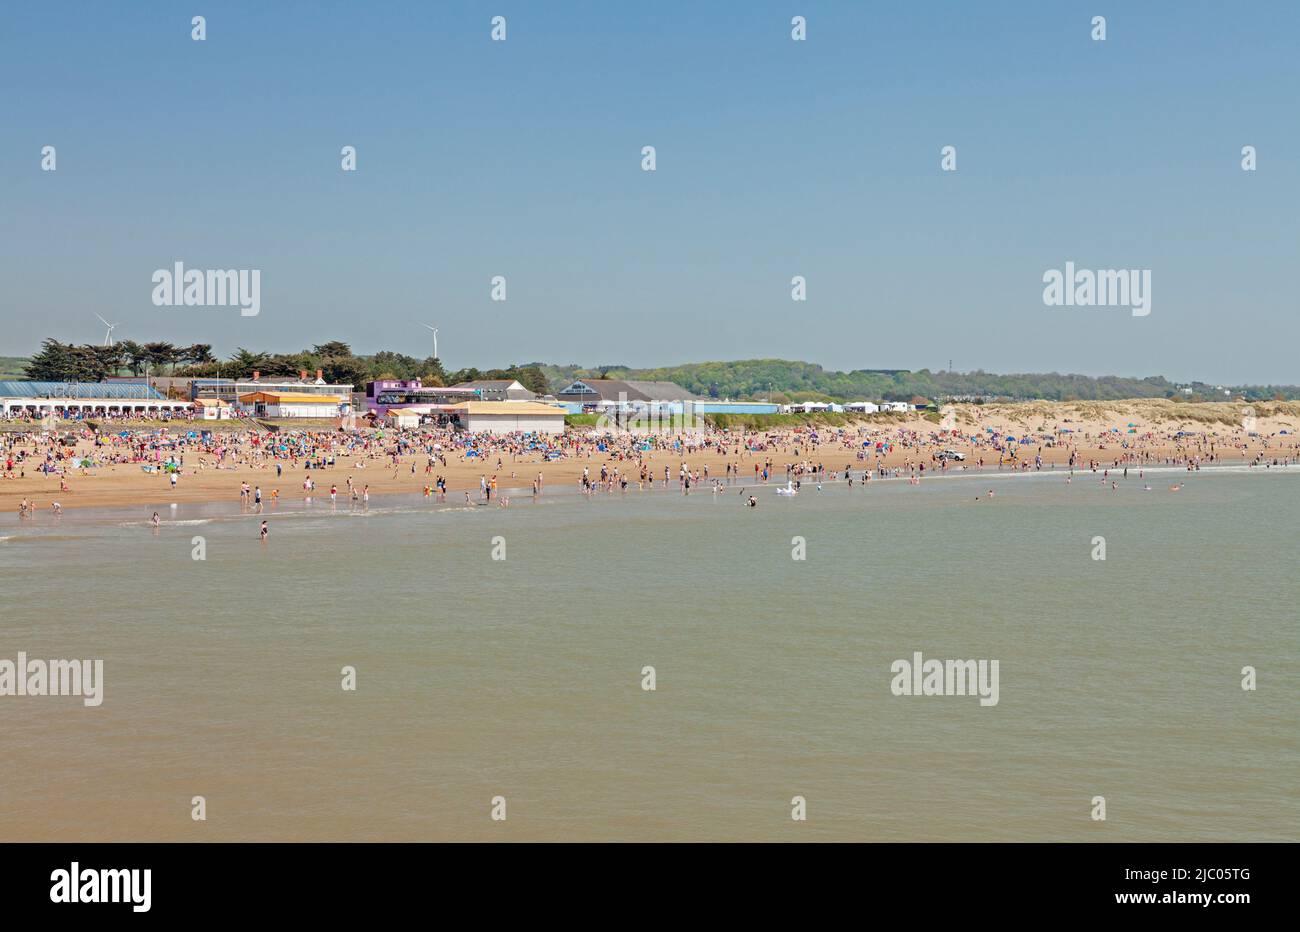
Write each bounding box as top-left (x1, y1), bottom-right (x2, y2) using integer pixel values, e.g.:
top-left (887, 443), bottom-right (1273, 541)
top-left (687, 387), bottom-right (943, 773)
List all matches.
top-left (691, 400), bottom-right (781, 415)
top-left (0, 380), bottom-right (191, 417)
top-left (192, 370), bottom-right (354, 405)
top-left (195, 398), bottom-right (235, 420)
top-left (448, 401), bottom-right (566, 435)
top-left (446, 379), bottom-right (538, 402)
top-left (844, 402), bottom-right (880, 414)
top-left (364, 379), bottom-right (478, 417)
top-left (237, 391), bottom-right (348, 419)
top-left (385, 408), bottom-right (425, 429)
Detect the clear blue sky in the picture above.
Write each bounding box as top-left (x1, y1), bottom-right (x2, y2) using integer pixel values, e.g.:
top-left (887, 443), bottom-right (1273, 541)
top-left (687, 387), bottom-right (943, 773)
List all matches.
top-left (2, 1), bottom-right (1297, 384)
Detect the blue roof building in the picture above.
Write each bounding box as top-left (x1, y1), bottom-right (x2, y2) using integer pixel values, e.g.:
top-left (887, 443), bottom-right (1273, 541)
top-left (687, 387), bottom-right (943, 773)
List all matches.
top-left (0, 381), bottom-right (189, 418)
top-left (0, 380), bottom-right (167, 400)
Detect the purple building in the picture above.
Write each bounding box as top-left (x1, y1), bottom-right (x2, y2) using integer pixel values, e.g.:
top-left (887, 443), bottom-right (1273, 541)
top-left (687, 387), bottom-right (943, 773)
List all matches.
top-left (364, 379), bottom-right (479, 416)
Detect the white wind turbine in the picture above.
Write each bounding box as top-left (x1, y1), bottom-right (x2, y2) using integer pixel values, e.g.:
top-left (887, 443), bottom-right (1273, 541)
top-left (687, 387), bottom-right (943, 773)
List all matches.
top-left (421, 323), bottom-right (439, 360)
top-left (95, 313), bottom-right (121, 346)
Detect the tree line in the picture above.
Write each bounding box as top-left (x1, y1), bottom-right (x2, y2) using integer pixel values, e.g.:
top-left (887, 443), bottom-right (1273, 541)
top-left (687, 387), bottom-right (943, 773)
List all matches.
top-left (23, 339), bottom-right (217, 382)
top-left (21, 339), bottom-right (549, 395)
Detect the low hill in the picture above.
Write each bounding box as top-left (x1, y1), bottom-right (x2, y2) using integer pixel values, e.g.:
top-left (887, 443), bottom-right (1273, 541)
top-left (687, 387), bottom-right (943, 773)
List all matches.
top-left (530, 359), bottom-right (1296, 404)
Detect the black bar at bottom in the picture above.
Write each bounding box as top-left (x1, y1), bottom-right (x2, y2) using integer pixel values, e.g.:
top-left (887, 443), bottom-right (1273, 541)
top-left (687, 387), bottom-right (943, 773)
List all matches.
top-left (0, 842), bottom-right (1285, 919)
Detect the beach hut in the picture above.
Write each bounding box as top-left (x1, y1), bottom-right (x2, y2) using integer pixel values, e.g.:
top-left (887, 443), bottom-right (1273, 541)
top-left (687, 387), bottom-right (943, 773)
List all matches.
top-left (387, 409), bottom-right (423, 429)
top-left (195, 398), bottom-right (234, 420)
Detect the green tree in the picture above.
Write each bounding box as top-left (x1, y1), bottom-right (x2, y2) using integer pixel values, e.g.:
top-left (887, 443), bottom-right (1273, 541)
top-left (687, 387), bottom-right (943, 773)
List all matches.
top-left (24, 339), bottom-right (76, 380)
top-left (228, 348), bottom-right (271, 378)
top-left (312, 341), bottom-right (353, 359)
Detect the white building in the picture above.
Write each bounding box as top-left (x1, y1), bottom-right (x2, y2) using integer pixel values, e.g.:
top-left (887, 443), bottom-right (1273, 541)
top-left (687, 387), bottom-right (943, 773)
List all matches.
top-left (386, 408), bottom-right (424, 429)
top-left (237, 391), bottom-right (349, 419)
top-left (451, 401), bottom-right (566, 435)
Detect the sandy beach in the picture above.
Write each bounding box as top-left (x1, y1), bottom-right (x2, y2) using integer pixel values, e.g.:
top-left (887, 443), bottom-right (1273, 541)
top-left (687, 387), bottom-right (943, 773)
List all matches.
top-left (3, 399), bottom-right (1297, 515)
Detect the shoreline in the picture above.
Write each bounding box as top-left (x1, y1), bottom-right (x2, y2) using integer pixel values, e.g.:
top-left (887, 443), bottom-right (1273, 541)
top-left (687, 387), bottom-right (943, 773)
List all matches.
top-left (3, 459), bottom-right (1293, 532)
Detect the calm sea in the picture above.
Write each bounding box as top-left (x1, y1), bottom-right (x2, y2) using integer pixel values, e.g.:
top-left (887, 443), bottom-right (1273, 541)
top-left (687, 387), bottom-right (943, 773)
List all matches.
top-left (2, 466), bottom-right (1297, 841)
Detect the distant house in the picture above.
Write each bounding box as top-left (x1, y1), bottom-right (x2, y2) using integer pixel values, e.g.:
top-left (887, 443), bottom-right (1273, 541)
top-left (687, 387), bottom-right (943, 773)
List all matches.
top-left (446, 379), bottom-right (537, 402)
top-left (556, 379), bottom-right (697, 409)
top-left (910, 396), bottom-right (935, 410)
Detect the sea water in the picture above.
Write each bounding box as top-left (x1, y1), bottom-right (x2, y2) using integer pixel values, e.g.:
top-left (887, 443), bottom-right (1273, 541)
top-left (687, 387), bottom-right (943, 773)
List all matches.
top-left (1, 467), bottom-right (1296, 840)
